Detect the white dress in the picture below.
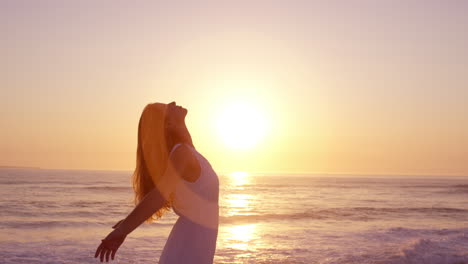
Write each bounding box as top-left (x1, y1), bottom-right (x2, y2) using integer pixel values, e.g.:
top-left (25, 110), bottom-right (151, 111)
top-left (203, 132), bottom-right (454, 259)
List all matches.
top-left (158, 143), bottom-right (219, 264)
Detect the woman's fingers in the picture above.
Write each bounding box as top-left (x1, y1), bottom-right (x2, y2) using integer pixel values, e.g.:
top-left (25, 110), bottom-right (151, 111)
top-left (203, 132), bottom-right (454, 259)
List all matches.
top-left (100, 248), bottom-right (106, 262)
top-left (95, 243), bottom-right (103, 258)
top-left (105, 249), bottom-right (111, 262)
top-left (96, 235), bottom-right (123, 262)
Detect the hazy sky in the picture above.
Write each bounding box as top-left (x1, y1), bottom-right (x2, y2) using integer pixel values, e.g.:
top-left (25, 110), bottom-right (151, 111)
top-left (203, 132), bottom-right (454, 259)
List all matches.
top-left (2, 0), bottom-right (467, 176)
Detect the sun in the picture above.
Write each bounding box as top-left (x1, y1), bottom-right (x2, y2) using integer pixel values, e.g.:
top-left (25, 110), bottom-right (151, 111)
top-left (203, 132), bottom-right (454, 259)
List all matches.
top-left (215, 101), bottom-right (268, 150)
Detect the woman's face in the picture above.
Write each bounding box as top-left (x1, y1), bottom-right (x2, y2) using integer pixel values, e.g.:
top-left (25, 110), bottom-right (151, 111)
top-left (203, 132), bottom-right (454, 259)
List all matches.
top-left (166, 101), bottom-right (187, 122)
top-left (165, 101), bottom-right (188, 141)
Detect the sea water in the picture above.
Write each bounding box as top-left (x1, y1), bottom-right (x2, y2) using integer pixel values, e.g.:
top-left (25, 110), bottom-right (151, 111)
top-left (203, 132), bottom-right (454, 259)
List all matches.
top-left (0, 168), bottom-right (467, 264)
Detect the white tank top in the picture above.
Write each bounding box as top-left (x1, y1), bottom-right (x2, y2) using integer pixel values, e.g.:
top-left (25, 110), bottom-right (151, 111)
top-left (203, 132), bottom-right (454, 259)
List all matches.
top-left (168, 143), bottom-right (219, 230)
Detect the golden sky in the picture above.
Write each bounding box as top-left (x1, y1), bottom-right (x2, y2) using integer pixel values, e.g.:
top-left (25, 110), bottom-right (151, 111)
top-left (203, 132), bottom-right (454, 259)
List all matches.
top-left (1, 1), bottom-right (467, 176)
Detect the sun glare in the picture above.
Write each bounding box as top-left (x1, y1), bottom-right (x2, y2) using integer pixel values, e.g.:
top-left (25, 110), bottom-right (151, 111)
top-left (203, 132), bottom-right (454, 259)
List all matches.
top-left (225, 224), bottom-right (258, 251)
top-left (228, 171), bottom-right (251, 188)
top-left (230, 171), bottom-right (249, 178)
top-left (215, 101), bottom-right (267, 150)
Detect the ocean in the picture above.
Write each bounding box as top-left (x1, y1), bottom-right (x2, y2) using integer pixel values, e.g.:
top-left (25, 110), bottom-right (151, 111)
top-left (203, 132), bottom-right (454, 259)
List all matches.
top-left (0, 168), bottom-right (467, 264)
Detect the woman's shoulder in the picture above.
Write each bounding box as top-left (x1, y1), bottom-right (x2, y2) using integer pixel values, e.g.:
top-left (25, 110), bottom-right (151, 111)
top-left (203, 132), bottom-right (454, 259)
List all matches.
top-left (169, 143), bottom-right (201, 183)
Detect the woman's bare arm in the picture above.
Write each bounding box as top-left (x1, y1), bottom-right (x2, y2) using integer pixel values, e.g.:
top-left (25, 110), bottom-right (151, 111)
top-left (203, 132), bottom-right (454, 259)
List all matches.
top-left (95, 190), bottom-right (168, 262)
top-left (115, 186), bottom-right (166, 235)
top-left (113, 145), bottom-right (189, 236)
top-left (95, 145), bottom-right (191, 262)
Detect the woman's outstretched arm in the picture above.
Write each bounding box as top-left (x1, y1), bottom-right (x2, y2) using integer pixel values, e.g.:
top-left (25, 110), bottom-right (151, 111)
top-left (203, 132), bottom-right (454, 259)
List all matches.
top-left (94, 188), bottom-right (166, 262)
top-left (115, 145), bottom-right (190, 235)
top-left (117, 186), bottom-right (166, 234)
top-left (95, 146), bottom-right (188, 262)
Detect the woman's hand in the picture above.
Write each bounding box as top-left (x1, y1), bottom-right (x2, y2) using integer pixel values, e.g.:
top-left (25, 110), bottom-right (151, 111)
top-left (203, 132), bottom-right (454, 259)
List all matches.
top-left (94, 186), bottom-right (167, 262)
top-left (94, 228), bottom-right (127, 262)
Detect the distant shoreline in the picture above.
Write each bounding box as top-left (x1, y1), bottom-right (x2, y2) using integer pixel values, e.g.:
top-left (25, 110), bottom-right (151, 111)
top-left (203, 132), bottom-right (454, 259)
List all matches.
top-left (0, 166), bottom-right (41, 169)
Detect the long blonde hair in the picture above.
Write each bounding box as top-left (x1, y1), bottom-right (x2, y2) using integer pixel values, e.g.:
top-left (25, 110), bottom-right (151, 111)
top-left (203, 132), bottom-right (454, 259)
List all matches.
top-left (132, 103), bottom-right (173, 223)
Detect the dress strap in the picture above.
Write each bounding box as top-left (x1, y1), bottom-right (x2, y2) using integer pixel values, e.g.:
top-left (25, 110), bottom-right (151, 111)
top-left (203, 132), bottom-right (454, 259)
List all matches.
top-left (169, 143), bottom-right (184, 157)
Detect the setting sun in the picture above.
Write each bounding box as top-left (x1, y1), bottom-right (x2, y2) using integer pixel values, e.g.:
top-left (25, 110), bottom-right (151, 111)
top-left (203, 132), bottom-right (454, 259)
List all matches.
top-left (215, 101), bottom-right (268, 150)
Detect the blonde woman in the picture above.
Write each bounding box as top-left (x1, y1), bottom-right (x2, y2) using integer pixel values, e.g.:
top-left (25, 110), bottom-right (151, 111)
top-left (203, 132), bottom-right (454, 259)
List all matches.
top-left (95, 101), bottom-right (219, 263)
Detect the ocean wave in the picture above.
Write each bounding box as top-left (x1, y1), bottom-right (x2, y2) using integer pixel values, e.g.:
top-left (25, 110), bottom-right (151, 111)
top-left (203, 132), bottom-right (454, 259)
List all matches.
top-left (1, 219), bottom-right (174, 229)
top-left (83, 186), bottom-right (132, 191)
top-left (387, 226), bottom-right (468, 236)
top-left (451, 184), bottom-right (468, 194)
top-left (328, 237), bottom-right (468, 264)
top-left (0, 207), bottom-right (124, 220)
top-left (0, 220), bottom-right (106, 229)
top-left (388, 237), bottom-right (468, 264)
top-left (320, 227), bottom-right (468, 264)
top-left (453, 184), bottom-right (468, 188)
top-left (220, 207), bottom-right (468, 223)
top-left (435, 184), bottom-right (468, 195)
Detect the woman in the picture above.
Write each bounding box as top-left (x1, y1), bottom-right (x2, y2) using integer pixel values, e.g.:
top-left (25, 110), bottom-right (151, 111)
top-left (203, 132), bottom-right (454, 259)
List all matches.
top-left (94, 101), bottom-right (219, 263)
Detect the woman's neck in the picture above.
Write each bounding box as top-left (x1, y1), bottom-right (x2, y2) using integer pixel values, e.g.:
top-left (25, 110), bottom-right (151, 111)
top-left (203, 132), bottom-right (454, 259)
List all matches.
top-left (168, 133), bottom-right (194, 150)
top-left (166, 121), bottom-right (194, 151)
top-left (178, 134), bottom-right (194, 148)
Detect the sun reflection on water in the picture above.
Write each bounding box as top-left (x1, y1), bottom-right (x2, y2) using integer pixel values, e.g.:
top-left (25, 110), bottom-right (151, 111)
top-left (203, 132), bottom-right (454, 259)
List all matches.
top-left (229, 171), bottom-right (250, 187)
top-left (224, 224), bottom-right (258, 251)
top-left (226, 193), bottom-right (252, 216)
top-left (220, 171), bottom-right (261, 256)
top-left (224, 171), bottom-right (254, 216)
